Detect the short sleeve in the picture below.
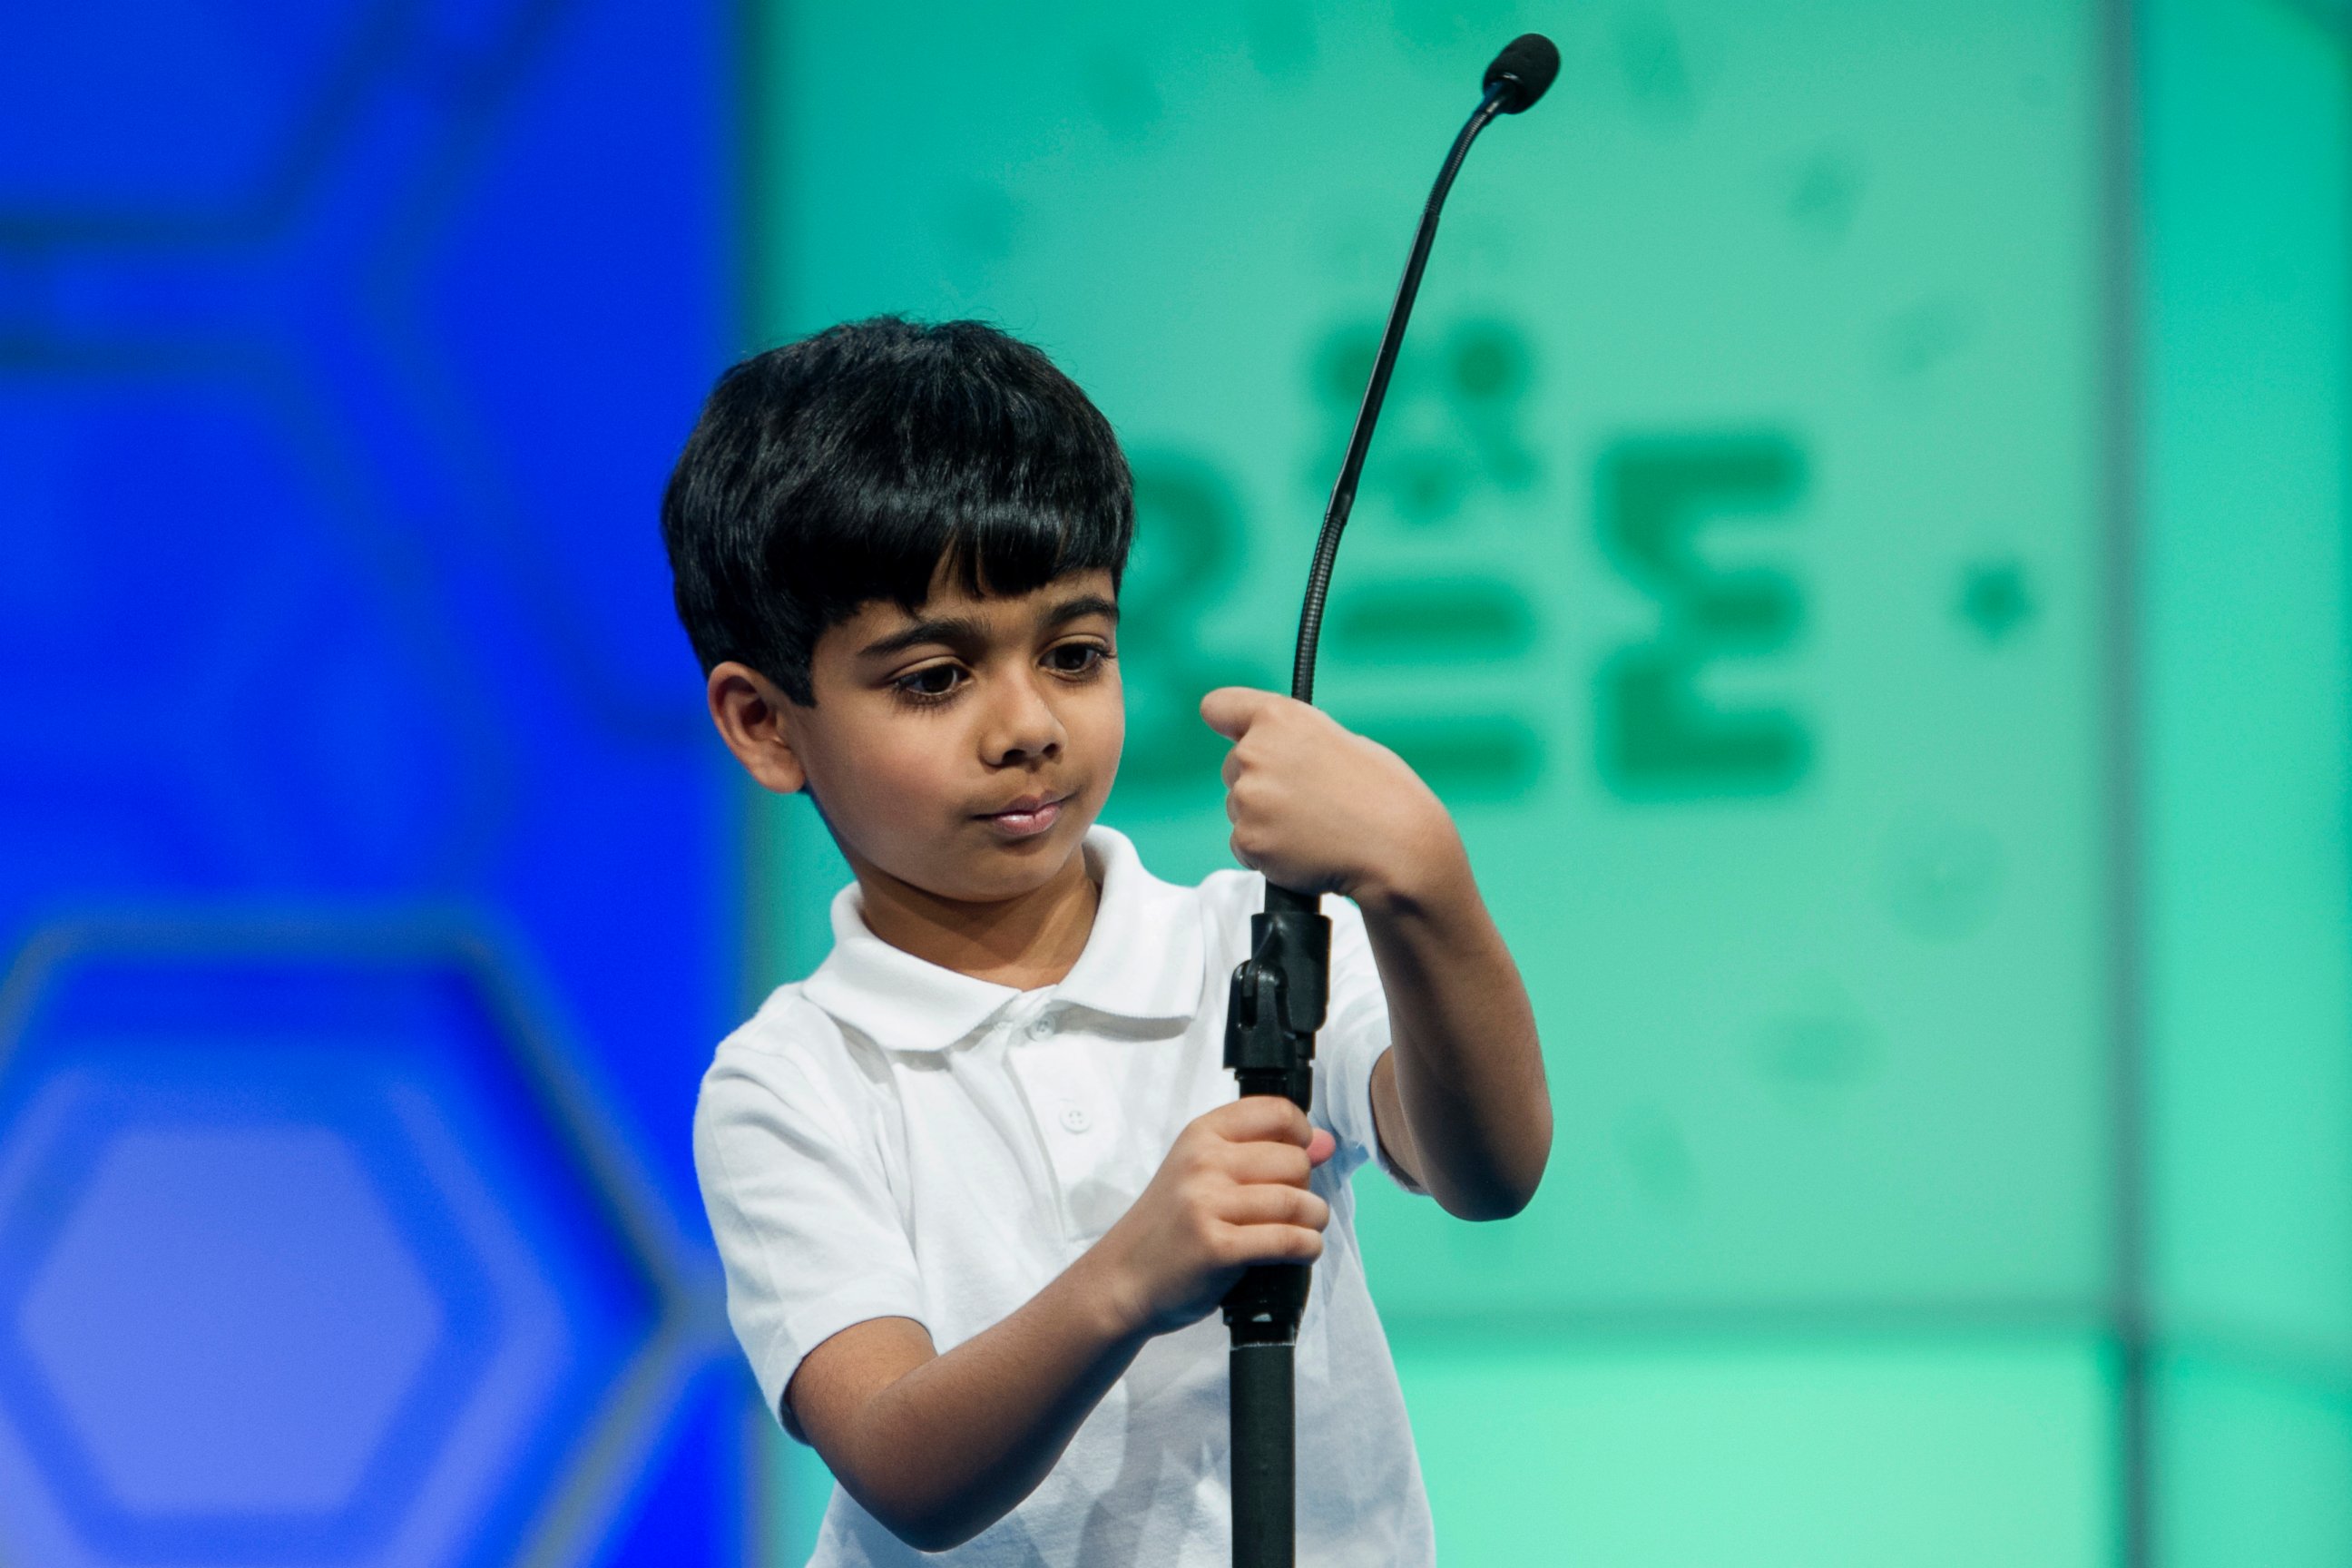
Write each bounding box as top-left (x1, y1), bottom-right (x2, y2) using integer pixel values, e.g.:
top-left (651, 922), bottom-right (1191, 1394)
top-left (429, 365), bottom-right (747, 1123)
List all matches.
top-left (693, 1038), bottom-right (927, 1440)
top-left (1312, 897), bottom-right (1424, 1194)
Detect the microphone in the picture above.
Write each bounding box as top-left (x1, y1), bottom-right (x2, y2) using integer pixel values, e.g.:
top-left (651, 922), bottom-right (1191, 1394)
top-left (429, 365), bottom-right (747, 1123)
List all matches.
top-left (1284, 30), bottom-right (1559, 706)
top-left (1222, 32), bottom-right (1556, 1568)
top-left (1483, 33), bottom-right (1561, 113)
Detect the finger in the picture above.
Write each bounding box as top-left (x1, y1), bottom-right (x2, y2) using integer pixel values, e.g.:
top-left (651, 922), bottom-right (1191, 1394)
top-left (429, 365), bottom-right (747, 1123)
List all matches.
top-left (1224, 1140), bottom-right (1315, 1187)
top-left (1307, 1127), bottom-right (1337, 1167)
top-left (1200, 686), bottom-right (1281, 741)
top-left (1221, 747), bottom-right (1243, 789)
top-left (1212, 1094), bottom-right (1314, 1146)
top-left (1221, 1183), bottom-right (1331, 1231)
top-left (1226, 1223), bottom-right (1326, 1266)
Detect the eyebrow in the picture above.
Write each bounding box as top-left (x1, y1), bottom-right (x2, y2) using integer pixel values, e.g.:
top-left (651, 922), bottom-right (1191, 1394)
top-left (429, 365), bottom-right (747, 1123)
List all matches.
top-left (857, 593), bottom-right (1120, 661)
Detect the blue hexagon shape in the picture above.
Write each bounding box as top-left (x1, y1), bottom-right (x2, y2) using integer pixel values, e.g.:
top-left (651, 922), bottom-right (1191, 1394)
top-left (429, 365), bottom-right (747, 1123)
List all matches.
top-left (23, 1124), bottom-right (442, 1514)
top-left (0, 920), bottom-right (714, 1568)
top-left (0, 1071), bottom-right (495, 1559)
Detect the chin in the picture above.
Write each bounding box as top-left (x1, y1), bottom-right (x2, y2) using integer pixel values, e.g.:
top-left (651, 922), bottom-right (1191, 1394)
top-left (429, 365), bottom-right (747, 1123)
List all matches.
top-left (961, 817), bottom-right (1092, 897)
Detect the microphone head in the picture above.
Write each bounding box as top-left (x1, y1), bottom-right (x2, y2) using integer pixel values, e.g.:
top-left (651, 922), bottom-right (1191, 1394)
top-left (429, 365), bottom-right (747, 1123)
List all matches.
top-left (1482, 33), bottom-right (1559, 113)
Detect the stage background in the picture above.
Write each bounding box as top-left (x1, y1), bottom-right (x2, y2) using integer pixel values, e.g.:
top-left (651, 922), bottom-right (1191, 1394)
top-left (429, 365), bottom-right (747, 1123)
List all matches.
top-left (752, 0), bottom-right (2349, 1563)
top-left (1, 1), bottom-right (2347, 1564)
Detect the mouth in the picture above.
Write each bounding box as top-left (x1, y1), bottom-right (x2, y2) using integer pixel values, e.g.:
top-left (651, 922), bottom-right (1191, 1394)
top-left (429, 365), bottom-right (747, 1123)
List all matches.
top-left (975, 792), bottom-right (1069, 839)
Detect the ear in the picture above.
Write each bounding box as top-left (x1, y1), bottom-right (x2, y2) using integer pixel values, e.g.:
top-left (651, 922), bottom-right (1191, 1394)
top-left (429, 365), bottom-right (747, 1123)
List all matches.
top-left (707, 661), bottom-right (809, 795)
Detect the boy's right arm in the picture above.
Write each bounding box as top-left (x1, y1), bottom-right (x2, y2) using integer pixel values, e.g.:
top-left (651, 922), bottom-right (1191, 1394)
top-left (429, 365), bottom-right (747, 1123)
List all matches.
top-left (788, 1095), bottom-right (1335, 1553)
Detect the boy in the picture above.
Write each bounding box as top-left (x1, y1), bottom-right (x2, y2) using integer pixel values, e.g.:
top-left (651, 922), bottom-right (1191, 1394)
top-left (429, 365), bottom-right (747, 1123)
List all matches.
top-left (668, 318), bottom-right (1549, 1565)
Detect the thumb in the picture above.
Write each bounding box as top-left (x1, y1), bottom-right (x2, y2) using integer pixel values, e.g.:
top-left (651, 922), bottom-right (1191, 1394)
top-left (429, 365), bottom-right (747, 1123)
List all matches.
top-left (1200, 686), bottom-right (1282, 742)
top-left (1307, 1127), bottom-right (1337, 1167)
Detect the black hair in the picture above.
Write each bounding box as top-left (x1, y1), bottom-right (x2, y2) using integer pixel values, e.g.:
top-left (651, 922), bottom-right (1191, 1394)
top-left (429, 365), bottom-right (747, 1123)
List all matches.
top-left (660, 317), bottom-right (1134, 704)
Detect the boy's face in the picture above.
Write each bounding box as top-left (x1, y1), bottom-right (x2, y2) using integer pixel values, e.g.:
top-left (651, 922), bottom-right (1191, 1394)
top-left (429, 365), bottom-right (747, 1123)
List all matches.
top-left (716, 566), bottom-right (1123, 906)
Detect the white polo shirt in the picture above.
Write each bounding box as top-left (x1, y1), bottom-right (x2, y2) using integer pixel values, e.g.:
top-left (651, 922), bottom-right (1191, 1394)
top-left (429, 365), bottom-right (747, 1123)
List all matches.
top-left (694, 824), bottom-right (1434, 1567)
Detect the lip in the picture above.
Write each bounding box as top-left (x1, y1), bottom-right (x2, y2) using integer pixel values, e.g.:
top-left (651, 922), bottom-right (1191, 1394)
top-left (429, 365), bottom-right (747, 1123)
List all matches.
top-left (976, 792), bottom-right (1068, 839)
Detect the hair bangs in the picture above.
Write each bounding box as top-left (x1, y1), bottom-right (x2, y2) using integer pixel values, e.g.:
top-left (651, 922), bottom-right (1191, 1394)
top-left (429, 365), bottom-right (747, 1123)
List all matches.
top-left (665, 317), bottom-right (1133, 704)
top-left (826, 349), bottom-right (1130, 611)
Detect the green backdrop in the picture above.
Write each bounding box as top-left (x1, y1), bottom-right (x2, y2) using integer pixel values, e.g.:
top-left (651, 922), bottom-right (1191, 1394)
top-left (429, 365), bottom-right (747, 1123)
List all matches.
top-left (738, 0), bottom-right (2352, 1561)
top-left (2143, 0), bottom-right (2352, 1562)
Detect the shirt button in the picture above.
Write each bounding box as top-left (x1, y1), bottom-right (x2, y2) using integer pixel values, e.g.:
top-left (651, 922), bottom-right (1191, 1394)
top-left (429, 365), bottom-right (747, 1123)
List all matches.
top-left (1027, 1016), bottom-right (1056, 1040)
top-left (1059, 1105), bottom-right (1093, 1133)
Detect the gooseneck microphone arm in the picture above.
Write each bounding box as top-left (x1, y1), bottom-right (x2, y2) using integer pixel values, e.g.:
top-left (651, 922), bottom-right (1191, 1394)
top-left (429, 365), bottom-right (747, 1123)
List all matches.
top-left (1289, 84), bottom-right (1508, 709)
top-left (1220, 34), bottom-right (1557, 1568)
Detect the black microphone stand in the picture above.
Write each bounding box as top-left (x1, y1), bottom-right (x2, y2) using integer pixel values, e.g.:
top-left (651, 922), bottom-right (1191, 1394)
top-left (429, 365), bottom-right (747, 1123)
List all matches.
top-left (1220, 35), bottom-right (1557, 1568)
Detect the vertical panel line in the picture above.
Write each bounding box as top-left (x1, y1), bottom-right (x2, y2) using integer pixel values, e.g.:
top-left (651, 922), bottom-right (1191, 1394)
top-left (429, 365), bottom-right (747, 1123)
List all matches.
top-left (2101, 0), bottom-right (2152, 1562)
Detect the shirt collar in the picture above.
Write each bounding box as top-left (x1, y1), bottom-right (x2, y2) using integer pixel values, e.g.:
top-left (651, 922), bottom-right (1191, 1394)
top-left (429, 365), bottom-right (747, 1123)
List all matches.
top-left (799, 825), bottom-right (1206, 1053)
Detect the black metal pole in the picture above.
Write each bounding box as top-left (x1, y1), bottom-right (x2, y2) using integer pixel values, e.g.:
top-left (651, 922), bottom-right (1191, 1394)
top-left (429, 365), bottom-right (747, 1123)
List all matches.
top-left (1222, 36), bottom-right (1555, 1568)
top-left (1221, 897), bottom-right (1327, 1568)
top-left (1229, 1339), bottom-right (1295, 1563)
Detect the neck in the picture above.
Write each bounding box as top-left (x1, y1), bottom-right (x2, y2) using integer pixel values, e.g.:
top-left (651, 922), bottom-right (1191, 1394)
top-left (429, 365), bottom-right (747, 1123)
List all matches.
top-left (851, 846), bottom-right (1101, 991)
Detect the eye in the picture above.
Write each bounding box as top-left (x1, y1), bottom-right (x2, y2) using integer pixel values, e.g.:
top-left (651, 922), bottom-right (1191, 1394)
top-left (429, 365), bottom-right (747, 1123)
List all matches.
top-left (893, 663), bottom-right (966, 703)
top-left (1044, 642), bottom-right (1109, 677)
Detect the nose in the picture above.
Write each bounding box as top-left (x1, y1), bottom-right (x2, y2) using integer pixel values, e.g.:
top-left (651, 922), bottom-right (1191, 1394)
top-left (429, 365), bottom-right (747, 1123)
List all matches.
top-left (981, 670), bottom-right (1064, 768)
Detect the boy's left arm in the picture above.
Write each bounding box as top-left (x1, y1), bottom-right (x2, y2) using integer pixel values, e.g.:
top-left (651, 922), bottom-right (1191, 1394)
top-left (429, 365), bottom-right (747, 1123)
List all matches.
top-left (1204, 689), bottom-right (1552, 1220)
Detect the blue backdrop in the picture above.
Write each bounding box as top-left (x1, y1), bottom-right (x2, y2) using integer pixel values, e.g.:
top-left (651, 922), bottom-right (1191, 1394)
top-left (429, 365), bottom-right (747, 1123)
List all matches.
top-left (0, 4), bottom-right (749, 1563)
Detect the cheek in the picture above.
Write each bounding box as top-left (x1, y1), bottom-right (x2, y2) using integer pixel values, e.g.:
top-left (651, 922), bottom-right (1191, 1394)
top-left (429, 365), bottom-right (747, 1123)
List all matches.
top-left (804, 719), bottom-right (965, 828)
top-left (1073, 671), bottom-right (1125, 772)
top-left (859, 730), bottom-right (969, 806)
